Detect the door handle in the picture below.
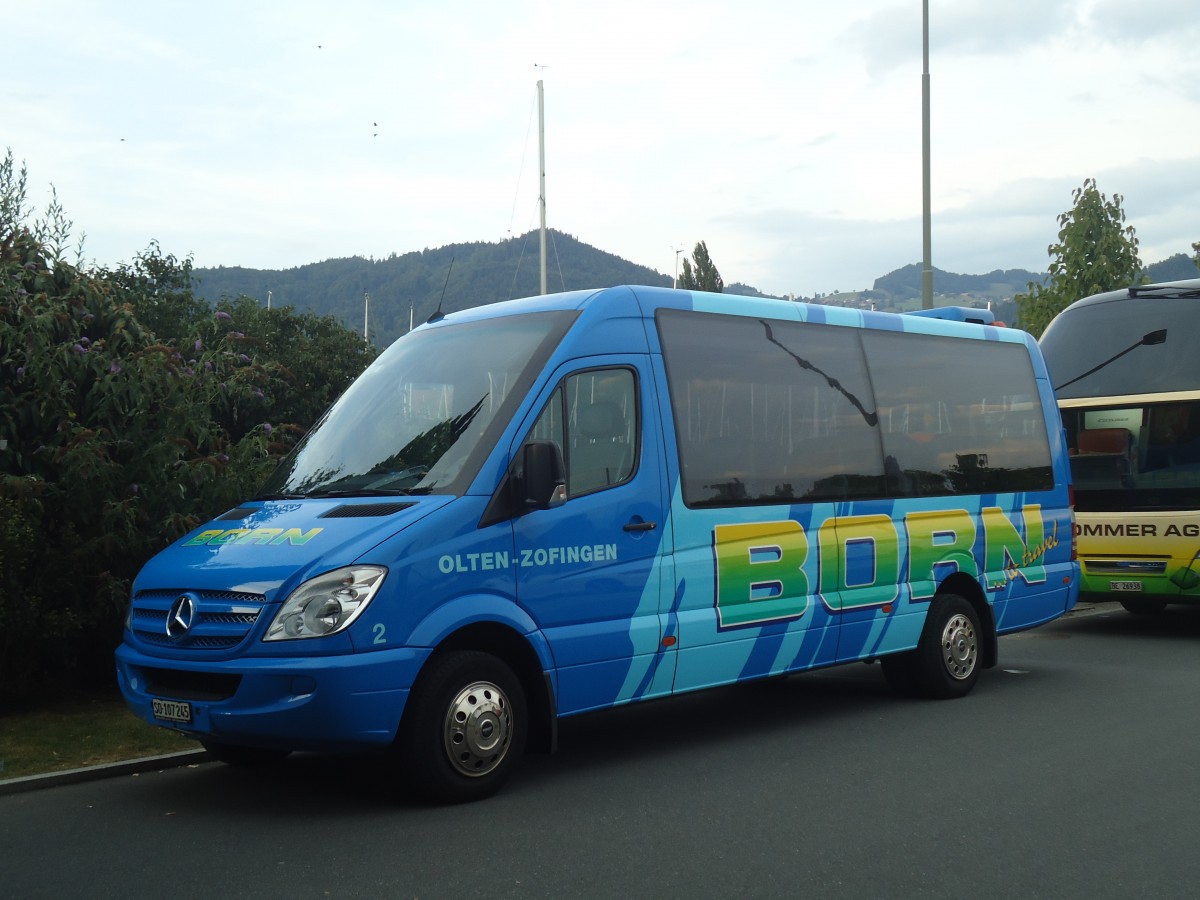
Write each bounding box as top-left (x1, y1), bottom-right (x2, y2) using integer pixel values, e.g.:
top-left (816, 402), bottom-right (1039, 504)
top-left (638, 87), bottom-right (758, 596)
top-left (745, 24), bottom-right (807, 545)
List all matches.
top-left (623, 520), bottom-right (657, 532)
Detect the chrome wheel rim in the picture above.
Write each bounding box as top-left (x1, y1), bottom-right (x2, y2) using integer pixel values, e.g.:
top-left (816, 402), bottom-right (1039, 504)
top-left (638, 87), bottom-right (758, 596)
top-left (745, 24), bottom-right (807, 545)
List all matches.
top-left (941, 612), bottom-right (978, 680)
top-left (442, 680), bottom-right (513, 777)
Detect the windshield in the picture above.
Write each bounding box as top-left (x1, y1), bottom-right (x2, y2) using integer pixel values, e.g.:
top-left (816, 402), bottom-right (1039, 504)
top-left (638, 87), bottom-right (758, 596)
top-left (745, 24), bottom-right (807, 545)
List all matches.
top-left (259, 311), bottom-right (575, 498)
top-left (1064, 401), bottom-right (1200, 512)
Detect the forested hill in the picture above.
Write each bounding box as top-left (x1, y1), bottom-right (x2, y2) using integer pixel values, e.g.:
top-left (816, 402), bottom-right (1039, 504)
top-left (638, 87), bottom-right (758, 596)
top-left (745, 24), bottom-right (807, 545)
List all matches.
top-left (869, 254), bottom-right (1197, 300)
top-left (192, 231), bottom-right (1196, 348)
top-left (192, 230), bottom-right (671, 348)
top-left (869, 264), bottom-right (1044, 300)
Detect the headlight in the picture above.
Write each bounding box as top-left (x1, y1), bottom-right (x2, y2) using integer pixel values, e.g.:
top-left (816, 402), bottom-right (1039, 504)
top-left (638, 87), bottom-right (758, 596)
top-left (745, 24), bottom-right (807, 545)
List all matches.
top-left (264, 565), bottom-right (387, 641)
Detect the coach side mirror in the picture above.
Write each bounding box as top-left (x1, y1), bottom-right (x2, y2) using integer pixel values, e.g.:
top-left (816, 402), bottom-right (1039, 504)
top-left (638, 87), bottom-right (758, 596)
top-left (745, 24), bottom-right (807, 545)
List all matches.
top-left (521, 440), bottom-right (566, 510)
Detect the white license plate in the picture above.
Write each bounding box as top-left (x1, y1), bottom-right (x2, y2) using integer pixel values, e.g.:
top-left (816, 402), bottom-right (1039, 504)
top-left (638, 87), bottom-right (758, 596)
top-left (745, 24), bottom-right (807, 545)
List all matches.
top-left (1110, 580), bottom-right (1144, 592)
top-left (152, 698), bottom-right (192, 723)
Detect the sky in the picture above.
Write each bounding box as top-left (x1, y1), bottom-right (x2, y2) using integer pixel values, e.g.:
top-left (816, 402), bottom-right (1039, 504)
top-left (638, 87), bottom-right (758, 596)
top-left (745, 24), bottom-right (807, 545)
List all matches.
top-left (6, 0), bottom-right (1199, 298)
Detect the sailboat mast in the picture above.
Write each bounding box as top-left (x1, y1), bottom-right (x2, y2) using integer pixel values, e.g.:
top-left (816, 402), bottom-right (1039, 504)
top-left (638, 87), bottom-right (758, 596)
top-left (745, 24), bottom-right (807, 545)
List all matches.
top-left (538, 78), bottom-right (547, 295)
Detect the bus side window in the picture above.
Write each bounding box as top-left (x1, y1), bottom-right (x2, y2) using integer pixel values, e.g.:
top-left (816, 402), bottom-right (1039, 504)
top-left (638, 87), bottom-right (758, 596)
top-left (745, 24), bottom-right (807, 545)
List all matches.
top-left (566, 368), bottom-right (637, 496)
top-left (1075, 427), bottom-right (1135, 489)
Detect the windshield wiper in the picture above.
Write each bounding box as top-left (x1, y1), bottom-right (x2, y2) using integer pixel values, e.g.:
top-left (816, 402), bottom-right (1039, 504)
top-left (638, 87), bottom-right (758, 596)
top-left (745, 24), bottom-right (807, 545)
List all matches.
top-left (304, 488), bottom-right (413, 498)
top-left (253, 492), bottom-right (307, 500)
top-left (1053, 329), bottom-right (1167, 392)
top-left (1128, 285), bottom-right (1200, 299)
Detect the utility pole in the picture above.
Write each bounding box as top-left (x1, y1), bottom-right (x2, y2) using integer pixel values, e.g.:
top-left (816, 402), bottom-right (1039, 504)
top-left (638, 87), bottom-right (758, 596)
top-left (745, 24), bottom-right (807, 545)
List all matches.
top-left (363, 291), bottom-right (370, 345)
top-left (921, 0), bottom-right (933, 309)
top-left (538, 79), bottom-right (547, 296)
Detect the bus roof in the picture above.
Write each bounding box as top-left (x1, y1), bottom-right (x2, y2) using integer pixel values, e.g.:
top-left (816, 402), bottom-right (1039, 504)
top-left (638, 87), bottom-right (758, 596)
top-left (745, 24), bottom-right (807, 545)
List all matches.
top-left (1059, 277), bottom-right (1200, 310)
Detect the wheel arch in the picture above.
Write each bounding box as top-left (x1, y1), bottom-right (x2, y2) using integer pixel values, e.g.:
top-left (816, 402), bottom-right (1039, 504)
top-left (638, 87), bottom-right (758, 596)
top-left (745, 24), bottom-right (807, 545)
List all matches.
top-left (936, 571), bottom-right (998, 669)
top-left (415, 621), bottom-right (557, 755)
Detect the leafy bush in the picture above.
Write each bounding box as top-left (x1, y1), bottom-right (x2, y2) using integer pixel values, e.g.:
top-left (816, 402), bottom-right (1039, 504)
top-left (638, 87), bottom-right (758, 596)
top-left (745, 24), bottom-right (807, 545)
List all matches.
top-left (0, 150), bottom-right (375, 704)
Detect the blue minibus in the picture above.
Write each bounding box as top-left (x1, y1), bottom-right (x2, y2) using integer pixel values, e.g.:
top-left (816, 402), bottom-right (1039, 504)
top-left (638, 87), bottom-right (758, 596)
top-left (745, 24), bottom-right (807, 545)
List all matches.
top-left (117, 285), bottom-right (1079, 802)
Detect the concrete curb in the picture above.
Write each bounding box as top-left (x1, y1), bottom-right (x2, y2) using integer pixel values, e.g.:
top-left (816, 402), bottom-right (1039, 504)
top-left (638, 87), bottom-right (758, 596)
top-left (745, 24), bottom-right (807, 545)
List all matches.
top-left (0, 749), bottom-right (210, 797)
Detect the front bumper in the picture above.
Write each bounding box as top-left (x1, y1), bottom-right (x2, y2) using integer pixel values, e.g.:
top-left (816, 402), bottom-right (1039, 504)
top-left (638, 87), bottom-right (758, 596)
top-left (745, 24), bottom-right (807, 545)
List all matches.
top-left (115, 643), bottom-right (431, 753)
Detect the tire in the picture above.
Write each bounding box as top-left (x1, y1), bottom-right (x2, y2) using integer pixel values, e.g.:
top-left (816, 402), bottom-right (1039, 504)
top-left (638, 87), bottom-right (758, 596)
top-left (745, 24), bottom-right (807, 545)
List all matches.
top-left (200, 740), bottom-right (291, 767)
top-left (907, 593), bottom-right (983, 699)
top-left (1120, 598), bottom-right (1168, 615)
top-left (395, 650), bottom-right (527, 804)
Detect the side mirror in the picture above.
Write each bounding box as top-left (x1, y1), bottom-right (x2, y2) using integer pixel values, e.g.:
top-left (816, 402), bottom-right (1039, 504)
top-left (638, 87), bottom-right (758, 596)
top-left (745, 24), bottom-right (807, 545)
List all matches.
top-left (520, 440), bottom-right (566, 510)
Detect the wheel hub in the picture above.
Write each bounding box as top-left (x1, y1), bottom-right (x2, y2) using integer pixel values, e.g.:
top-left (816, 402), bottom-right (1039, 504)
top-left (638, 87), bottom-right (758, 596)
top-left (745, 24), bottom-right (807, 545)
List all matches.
top-left (941, 613), bottom-right (978, 680)
top-left (443, 680), bottom-right (512, 777)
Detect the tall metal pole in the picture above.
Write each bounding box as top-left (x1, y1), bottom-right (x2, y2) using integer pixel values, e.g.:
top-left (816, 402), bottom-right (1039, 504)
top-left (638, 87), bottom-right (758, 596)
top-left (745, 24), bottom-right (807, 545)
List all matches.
top-left (538, 79), bottom-right (547, 296)
top-left (921, 0), bottom-right (933, 309)
top-left (363, 290), bottom-right (369, 345)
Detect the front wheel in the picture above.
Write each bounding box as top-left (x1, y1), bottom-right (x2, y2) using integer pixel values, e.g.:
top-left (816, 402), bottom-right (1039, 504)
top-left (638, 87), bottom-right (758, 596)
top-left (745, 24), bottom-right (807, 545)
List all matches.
top-left (395, 650), bottom-right (527, 804)
top-left (1120, 598), bottom-right (1167, 615)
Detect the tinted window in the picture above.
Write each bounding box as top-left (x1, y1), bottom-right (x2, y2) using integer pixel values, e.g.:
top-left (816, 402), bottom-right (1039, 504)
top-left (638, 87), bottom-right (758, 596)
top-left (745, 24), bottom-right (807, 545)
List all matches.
top-left (658, 310), bottom-right (883, 506)
top-left (658, 309), bottom-right (1054, 507)
top-left (862, 330), bottom-right (1053, 495)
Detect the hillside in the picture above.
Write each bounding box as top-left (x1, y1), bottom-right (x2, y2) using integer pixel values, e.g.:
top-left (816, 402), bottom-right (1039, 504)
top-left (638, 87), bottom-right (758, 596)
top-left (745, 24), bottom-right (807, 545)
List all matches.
top-left (1143, 253), bottom-right (1199, 283)
top-left (867, 264), bottom-right (1044, 302)
top-left (192, 233), bottom-right (1196, 347)
top-left (192, 230), bottom-right (671, 349)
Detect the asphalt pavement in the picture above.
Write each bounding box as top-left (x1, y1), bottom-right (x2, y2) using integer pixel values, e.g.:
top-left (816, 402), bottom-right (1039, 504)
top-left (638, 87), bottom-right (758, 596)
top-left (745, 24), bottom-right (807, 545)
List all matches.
top-left (0, 597), bottom-right (1119, 797)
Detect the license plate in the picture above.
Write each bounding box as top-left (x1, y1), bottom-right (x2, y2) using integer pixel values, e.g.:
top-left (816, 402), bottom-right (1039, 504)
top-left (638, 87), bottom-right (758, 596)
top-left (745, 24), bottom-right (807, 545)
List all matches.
top-left (152, 698), bottom-right (192, 723)
top-left (1110, 580), bottom-right (1144, 592)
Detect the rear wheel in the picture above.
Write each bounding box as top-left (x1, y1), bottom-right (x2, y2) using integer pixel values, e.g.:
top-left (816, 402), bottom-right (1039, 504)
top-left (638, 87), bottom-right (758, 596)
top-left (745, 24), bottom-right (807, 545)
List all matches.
top-left (1120, 598), bottom-right (1167, 615)
top-left (883, 594), bottom-right (982, 699)
top-left (395, 650), bottom-right (527, 804)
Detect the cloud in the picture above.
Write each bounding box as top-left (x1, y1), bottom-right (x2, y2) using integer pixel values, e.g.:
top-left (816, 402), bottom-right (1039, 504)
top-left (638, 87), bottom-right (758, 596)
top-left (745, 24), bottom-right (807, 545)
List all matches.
top-left (855, 0), bottom-right (1077, 76)
top-left (1087, 0), bottom-right (1200, 43)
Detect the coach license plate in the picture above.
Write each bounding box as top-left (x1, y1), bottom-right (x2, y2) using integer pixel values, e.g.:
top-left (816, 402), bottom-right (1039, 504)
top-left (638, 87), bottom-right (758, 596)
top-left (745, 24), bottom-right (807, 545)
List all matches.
top-left (1110, 580), bottom-right (1144, 592)
top-left (152, 698), bottom-right (192, 723)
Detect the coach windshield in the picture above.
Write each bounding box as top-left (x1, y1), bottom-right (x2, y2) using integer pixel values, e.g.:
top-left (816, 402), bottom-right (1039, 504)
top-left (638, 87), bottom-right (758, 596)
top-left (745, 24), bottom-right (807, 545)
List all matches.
top-left (258, 311), bottom-right (575, 499)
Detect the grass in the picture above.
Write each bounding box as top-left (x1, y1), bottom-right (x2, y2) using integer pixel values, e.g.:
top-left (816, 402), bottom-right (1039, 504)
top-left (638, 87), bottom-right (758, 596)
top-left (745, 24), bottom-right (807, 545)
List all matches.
top-left (0, 690), bottom-right (199, 781)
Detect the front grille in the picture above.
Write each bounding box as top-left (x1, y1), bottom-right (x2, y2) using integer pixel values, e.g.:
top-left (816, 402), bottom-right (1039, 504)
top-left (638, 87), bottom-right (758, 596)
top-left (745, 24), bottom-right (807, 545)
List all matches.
top-left (1082, 559), bottom-right (1168, 575)
top-left (130, 588), bottom-right (266, 652)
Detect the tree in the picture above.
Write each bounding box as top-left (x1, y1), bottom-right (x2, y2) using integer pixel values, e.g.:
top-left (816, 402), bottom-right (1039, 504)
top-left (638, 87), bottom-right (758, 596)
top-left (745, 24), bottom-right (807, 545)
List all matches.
top-left (1015, 178), bottom-right (1141, 338)
top-left (1192, 240), bottom-right (1199, 272)
top-left (0, 151), bottom-right (374, 703)
top-left (678, 240), bottom-right (724, 293)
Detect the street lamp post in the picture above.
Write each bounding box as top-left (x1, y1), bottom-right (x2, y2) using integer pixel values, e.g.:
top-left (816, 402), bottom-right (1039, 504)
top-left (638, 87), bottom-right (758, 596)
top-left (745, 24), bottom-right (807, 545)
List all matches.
top-left (921, 0), bottom-right (933, 309)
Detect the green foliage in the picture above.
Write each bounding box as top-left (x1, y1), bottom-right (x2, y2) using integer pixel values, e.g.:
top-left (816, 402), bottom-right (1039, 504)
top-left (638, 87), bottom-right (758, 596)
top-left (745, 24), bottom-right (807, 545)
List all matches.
top-left (1015, 178), bottom-right (1142, 338)
top-left (1193, 240), bottom-right (1199, 271)
top-left (0, 150), bottom-right (374, 705)
top-left (678, 241), bottom-right (724, 293)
